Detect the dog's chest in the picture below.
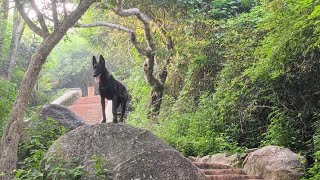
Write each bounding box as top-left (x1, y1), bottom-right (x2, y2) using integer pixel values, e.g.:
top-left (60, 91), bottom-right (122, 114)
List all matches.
top-left (99, 86), bottom-right (115, 100)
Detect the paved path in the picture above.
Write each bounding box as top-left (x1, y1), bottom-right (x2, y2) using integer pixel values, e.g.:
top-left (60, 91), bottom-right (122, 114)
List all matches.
top-left (69, 96), bottom-right (113, 124)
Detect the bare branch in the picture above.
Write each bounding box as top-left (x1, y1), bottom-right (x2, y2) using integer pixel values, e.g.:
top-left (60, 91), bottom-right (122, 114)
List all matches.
top-left (29, 0), bottom-right (49, 37)
top-left (51, 0), bottom-right (58, 29)
top-left (76, 21), bottom-right (148, 55)
top-left (114, 0), bottom-right (155, 51)
top-left (14, 0), bottom-right (44, 38)
top-left (77, 21), bottom-right (133, 33)
top-left (130, 32), bottom-right (149, 56)
top-left (62, 0), bottom-right (67, 17)
top-left (44, 14), bottom-right (54, 22)
top-left (0, 3), bottom-right (14, 14)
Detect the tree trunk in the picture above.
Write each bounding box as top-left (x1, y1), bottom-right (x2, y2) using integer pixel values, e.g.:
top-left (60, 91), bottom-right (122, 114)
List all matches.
top-left (0, 0), bottom-right (95, 178)
top-left (2, 7), bottom-right (25, 80)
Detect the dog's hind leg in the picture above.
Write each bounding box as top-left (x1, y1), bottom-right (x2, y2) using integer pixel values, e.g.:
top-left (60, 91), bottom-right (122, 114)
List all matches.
top-left (100, 97), bottom-right (107, 123)
top-left (119, 98), bottom-right (127, 122)
top-left (112, 99), bottom-right (119, 123)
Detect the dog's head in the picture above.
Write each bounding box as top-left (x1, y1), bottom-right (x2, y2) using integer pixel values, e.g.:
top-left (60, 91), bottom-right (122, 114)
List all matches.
top-left (92, 55), bottom-right (106, 83)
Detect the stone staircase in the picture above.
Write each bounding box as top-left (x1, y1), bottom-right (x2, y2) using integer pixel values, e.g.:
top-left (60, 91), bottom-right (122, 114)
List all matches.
top-left (193, 162), bottom-right (263, 180)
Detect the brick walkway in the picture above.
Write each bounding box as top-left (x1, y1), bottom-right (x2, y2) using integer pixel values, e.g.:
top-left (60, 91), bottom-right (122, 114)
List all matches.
top-left (69, 96), bottom-right (113, 124)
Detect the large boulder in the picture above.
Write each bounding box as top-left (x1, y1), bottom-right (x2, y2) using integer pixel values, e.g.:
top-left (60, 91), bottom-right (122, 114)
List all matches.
top-left (189, 153), bottom-right (242, 168)
top-left (39, 104), bottom-right (86, 130)
top-left (46, 123), bottom-right (208, 180)
top-left (243, 145), bottom-right (306, 180)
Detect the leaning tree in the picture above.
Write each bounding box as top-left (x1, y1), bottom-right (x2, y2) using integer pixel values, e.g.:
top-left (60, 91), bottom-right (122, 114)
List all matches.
top-left (0, 0), bottom-right (96, 178)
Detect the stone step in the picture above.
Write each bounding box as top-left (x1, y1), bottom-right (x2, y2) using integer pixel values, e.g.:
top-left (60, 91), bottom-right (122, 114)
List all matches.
top-left (206, 174), bottom-right (262, 180)
top-left (201, 169), bottom-right (245, 175)
top-left (193, 162), bottom-right (231, 169)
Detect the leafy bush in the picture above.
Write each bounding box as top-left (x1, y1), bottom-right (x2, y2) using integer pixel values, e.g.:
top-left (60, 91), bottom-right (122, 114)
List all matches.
top-left (0, 78), bottom-right (16, 137)
top-left (155, 93), bottom-right (243, 156)
top-left (302, 151), bottom-right (320, 180)
top-left (126, 67), bottom-right (152, 129)
top-left (122, 0), bottom-right (320, 165)
top-left (16, 116), bottom-right (85, 179)
top-left (209, 0), bottom-right (320, 158)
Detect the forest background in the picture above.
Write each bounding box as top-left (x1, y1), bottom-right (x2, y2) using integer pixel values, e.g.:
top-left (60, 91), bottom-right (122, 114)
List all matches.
top-left (0, 0), bottom-right (320, 179)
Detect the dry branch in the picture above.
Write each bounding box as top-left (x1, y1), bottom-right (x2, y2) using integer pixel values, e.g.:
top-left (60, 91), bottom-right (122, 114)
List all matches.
top-left (51, 0), bottom-right (58, 28)
top-left (15, 0), bottom-right (44, 37)
top-left (29, 0), bottom-right (49, 37)
top-left (76, 21), bottom-right (147, 55)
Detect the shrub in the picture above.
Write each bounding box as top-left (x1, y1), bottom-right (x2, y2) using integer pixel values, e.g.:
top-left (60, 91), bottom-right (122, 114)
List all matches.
top-left (16, 115), bottom-right (85, 179)
top-left (0, 78), bottom-right (16, 137)
top-left (302, 151), bottom-right (320, 180)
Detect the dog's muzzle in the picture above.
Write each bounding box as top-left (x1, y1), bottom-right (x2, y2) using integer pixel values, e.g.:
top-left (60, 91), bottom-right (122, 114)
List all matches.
top-left (94, 74), bottom-right (101, 83)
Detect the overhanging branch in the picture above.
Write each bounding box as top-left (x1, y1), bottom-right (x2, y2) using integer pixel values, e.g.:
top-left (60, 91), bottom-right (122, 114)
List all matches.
top-left (77, 21), bottom-right (133, 33)
top-left (29, 0), bottom-right (49, 37)
top-left (114, 0), bottom-right (155, 51)
top-left (76, 21), bottom-right (148, 56)
top-left (62, 0), bottom-right (67, 17)
top-left (14, 0), bottom-right (44, 38)
top-left (51, 0), bottom-right (58, 29)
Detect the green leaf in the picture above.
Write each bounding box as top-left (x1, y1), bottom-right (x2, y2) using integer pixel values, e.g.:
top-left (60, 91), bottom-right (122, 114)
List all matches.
top-left (309, 5), bottom-right (320, 19)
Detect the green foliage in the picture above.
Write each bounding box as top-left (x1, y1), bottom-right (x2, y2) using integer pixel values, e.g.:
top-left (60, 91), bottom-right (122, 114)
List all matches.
top-left (0, 78), bottom-right (16, 137)
top-left (178, 0), bottom-right (256, 19)
top-left (126, 66), bottom-right (152, 129)
top-left (126, 0), bottom-right (320, 164)
top-left (15, 156), bottom-right (85, 180)
top-left (45, 32), bottom-right (94, 94)
top-left (16, 116), bottom-right (84, 179)
top-left (92, 154), bottom-right (111, 179)
top-left (262, 109), bottom-right (300, 147)
top-left (155, 93), bottom-right (243, 156)
top-left (302, 151), bottom-right (320, 180)
top-left (0, 16), bottom-right (13, 65)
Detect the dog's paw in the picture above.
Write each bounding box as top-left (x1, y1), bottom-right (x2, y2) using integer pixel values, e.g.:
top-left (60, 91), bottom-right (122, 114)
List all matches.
top-left (100, 118), bottom-right (106, 123)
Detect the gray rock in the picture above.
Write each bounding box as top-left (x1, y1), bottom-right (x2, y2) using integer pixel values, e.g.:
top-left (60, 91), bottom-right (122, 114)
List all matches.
top-left (243, 145), bottom-right (306, 180)
top-left (114, 149), bottom-right (208, 180)
top-left (46, 123), bottom-right (208, 180)
top-left (39, 104), bottom-right (86, 130)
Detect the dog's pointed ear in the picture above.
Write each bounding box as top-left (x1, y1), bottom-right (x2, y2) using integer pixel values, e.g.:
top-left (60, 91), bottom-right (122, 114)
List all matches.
top-left (99, 55), bottom-right (105, 66)
top-left (92, 56), bottom-right (97, 66)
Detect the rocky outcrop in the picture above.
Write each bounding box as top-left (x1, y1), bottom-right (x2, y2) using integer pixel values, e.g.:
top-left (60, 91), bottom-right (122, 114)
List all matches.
top-left (39, 104), bottom-right (86, 130)
top-left (46, 123), bottom-right (208, 180)
top-left (243, 145), bottom-right (306, 180)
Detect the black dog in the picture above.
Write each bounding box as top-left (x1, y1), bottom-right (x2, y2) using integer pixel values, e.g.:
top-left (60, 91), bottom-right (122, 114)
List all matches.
top-left (92, 55), bottom-right (129, 123)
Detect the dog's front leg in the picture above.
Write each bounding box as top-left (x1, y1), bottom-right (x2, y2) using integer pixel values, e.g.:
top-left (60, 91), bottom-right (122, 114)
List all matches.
top-left (100, 97), bottom-right (107, 123)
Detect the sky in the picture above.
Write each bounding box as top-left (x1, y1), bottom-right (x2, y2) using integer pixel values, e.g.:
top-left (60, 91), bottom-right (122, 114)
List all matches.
top-left (9, 1), bottom-right (76, 20)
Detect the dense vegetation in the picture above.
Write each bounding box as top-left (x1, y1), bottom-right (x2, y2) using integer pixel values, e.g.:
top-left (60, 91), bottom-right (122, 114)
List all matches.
top-left (0, 0), bottom-right (320, 178)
